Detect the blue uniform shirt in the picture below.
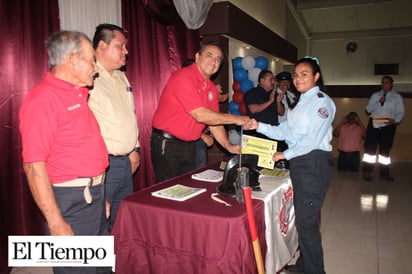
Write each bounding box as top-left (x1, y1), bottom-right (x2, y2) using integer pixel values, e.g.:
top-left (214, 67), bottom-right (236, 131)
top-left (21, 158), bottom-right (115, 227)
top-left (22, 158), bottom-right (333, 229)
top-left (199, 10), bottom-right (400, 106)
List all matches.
top-left (257, 86), bottom-right (336, 160)
top-left (366, 89), bottom-right (404, 123)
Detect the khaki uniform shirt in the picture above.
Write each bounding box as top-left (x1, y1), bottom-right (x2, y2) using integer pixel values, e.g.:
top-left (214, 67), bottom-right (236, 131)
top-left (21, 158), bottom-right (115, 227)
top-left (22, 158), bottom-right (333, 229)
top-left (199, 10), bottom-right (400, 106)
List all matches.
top-left (89, 62), bottom-right (139, 155)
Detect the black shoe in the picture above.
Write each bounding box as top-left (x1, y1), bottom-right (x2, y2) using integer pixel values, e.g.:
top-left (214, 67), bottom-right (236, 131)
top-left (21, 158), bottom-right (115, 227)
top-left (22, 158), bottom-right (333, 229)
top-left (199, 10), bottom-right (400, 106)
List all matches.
top-left (284, 264), bottom-right (304, 273)
top-left (363, 174), bottom-right (373, 181)
top-left (380, 175), bottom-right (394, 181)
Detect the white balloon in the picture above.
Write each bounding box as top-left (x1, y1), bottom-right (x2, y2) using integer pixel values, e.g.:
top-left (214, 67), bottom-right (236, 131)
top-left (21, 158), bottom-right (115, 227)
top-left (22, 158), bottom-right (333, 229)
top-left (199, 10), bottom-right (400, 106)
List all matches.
top-left (241, 55), bottom-right (255, 70)
top-left (228, 129), bottom-right (241, 145)
top-left (248, 67), bottom-right (261, 83)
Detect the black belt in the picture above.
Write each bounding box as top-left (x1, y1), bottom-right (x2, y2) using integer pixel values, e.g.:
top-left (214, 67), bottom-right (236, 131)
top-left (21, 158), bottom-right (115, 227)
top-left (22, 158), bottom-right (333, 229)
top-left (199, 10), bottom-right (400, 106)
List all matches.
top-left (152, 128), bottom-right (177, 140)
top-left (109, 154), bottom-right (129, 157)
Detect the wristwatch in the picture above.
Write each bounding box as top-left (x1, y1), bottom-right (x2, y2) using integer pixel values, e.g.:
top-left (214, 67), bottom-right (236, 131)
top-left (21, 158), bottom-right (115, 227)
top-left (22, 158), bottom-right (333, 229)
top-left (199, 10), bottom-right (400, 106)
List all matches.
top-left (133, 147), bottom-right (140, 153)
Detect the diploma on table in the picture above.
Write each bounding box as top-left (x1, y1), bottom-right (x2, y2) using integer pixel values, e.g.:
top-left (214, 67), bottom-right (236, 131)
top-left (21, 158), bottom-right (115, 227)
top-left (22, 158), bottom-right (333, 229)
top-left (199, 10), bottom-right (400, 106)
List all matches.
top-left (151, 184), bottom-right (207, 201)
top-left (241, 134), bottom-right (277, 169)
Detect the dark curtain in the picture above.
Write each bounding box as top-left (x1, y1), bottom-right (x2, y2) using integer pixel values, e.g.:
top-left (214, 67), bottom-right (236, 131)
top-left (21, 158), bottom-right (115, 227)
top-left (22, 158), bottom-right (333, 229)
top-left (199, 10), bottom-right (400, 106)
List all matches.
top-left (0, 0), bottom-right (199, 271)
top-left (122, 0), bottom-right (200, 190)
top-left (0, 0), bottom-right (59, 273)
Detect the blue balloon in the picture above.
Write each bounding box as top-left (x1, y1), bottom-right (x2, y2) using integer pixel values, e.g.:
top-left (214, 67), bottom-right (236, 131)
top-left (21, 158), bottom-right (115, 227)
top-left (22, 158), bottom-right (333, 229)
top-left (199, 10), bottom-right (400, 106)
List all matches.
top-left (229, 101), bottom-right (240, 113)
top-left (240, 79), bottom-right (254, 93)
top-left (233, 68), bottom-right (248, 82)
top-left (232, 57), bottom-right (243, 70)
top-left (230, 109), bottom-right (242, 116)
top-left (255, 56), bottom-right (269, 70)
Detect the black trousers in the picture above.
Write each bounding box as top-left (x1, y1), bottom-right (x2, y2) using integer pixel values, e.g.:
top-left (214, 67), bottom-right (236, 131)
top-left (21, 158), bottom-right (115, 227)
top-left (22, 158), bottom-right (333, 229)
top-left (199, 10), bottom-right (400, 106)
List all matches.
top-left (289, 150), bottom-right (333, 274)
top-left (337, 151), bottom-right (360, 172)
top-left (150, 130), bottom-right (196, 183)
top-left (362, 119), bottom-right (396, 176)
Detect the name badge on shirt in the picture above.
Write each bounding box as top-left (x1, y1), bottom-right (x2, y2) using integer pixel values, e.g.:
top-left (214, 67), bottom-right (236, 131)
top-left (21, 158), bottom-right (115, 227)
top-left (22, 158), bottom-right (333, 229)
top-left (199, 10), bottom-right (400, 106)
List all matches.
top-left (127, 86), bottom-right (132, 92)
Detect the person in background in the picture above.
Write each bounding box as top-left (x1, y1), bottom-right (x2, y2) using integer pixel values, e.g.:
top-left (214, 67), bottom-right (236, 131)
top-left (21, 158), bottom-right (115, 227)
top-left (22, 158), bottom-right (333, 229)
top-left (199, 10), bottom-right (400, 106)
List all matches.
top-left (196, 127), bottom-right (214, 168)
top-left (362, 75), bottom-right (404, 181)
top-left (151, 41), bottom-right (250, 182)
top-left (88, 24), bottom-right (140, 232)
top-left (19, 31), bottom-right (109, 274)
top-left (275, 71), bottom-right (299, 169)
top-left (276, 71), bottom-right (299, 124)
top-left (245, 56), bottom-right (335, 274)
top-left (333, 111), bottom-right (366, 172)
top-left (243, 70), bottom-right (285, 139)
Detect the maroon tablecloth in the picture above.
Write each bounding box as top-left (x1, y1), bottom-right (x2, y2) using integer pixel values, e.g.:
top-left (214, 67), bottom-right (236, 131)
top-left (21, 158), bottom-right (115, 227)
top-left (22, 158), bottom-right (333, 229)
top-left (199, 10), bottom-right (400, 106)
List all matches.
top-left (111, 165), bottom-right (266, 274)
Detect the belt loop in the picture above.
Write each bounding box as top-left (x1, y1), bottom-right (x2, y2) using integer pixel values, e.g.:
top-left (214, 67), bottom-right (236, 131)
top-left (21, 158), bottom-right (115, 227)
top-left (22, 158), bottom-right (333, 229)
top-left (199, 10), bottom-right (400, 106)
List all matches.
top-left (83, 178), bottom-right (93, 204)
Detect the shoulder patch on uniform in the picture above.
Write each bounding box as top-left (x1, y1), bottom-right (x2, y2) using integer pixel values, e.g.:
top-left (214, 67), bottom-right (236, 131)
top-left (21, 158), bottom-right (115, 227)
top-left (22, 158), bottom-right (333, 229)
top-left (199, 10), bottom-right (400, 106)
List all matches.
top-left (318, 107), bottom-right (329, 119)
top-left (317, 92), bottom-right (324, 98)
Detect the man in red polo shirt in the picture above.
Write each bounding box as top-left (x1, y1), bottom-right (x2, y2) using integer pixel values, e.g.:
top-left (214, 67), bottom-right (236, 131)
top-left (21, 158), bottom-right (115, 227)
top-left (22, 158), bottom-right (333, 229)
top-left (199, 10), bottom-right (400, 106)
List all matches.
top-left (151, 41), bottom-right (251, 182)
top-left (19, 31), bottom-right (109, 274)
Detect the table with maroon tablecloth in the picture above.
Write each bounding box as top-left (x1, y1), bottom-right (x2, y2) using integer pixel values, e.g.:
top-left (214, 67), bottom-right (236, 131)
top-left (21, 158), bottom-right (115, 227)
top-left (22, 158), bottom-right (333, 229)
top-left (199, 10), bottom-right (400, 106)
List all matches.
top-left (111, 164), bottom-right (297, 274)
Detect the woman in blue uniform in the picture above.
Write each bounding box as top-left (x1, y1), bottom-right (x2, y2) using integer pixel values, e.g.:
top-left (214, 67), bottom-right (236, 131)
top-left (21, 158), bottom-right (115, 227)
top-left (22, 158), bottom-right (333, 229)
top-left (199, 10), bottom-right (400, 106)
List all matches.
top-left (245, 57), bottom-right (336, 274)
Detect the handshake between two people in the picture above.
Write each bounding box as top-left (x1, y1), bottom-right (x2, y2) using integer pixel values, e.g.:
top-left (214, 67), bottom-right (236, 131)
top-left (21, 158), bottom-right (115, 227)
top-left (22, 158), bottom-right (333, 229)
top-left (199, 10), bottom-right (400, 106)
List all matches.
top-left (242, 118), bottom-right (259, 130)
top-left (239, 119), bottom-right (286, 162)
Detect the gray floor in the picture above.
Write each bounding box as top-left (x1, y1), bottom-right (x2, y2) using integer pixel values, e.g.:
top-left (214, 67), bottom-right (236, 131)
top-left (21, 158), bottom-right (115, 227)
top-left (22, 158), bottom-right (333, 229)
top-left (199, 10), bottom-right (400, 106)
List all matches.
top-left (11, 160), bottom-right (412, 274)
top-left (319, 160), bottom-right (412, 274)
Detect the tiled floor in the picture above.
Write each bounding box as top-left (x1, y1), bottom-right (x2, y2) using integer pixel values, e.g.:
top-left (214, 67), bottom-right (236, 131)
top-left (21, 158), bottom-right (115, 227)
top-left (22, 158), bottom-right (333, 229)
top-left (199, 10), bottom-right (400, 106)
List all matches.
top-left (11, 160), bottom-right (412, 274)
top-left (319, 160), bottom-right (412, 274)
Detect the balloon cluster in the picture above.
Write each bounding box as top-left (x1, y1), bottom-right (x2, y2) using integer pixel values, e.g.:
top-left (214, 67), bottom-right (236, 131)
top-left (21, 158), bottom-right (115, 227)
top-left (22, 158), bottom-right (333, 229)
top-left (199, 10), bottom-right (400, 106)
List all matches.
top-left (229, 56), bottom-right (269, 115)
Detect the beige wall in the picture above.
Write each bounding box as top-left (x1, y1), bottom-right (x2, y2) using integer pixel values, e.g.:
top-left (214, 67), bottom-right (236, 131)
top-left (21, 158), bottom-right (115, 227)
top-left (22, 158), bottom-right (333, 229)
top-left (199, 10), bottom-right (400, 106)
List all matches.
top-left (283, 1), bottom-right (412, 161)
top-left (311, 37), bottom-right (412, 85)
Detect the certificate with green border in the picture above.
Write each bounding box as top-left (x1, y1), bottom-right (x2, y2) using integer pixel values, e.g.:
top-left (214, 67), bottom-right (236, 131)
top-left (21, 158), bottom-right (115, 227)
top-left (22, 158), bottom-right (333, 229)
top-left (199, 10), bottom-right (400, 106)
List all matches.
top-left (241, 134), bottom-right (277, 169)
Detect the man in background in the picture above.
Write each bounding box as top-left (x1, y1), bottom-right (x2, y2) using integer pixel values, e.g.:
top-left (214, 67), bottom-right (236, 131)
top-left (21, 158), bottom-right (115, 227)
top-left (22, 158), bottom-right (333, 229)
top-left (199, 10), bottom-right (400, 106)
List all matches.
top-left (362, 75), bottom-right (404, 181)
top-left (274, 71), bottom-right (298, 169)
top-left (20, 31), bottom-right (109, 274)
top-left (88, 24), bottom-right (140, 232)
top-left (276, 71), bottom-right (299, 124)
top-left (244, 70), bottom-right (284, 139)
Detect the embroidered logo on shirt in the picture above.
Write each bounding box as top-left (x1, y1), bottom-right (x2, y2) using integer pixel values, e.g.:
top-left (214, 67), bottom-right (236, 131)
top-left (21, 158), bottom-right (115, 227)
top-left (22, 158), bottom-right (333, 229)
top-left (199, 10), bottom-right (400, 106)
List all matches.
top-left (318, 107), bottom-right (329, 119)
top-left (67, 104), bottom-right (81, 111)
top-left (208, 91), bottom-right (214, 101)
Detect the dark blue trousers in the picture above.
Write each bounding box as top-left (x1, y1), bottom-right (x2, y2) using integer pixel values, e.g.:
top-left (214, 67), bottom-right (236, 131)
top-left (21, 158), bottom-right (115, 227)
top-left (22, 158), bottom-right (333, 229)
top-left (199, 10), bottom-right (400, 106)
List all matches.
top-left (51, 184), bottom-right (110, 274)
top-left (106, 155), bottom-right (133, 232)
top-left (289, 150), bottom-right (333, 274)
top-left (195, 138), bottom-right (208, 168)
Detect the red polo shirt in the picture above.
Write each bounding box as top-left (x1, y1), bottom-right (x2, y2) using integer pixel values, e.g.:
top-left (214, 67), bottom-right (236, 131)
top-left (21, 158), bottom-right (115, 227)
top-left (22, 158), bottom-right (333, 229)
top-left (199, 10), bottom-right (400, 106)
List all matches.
top-left (152, 64), bottom-right (219, 141)
top-left (337, 123), bottom-right (364, 152)
top-left (19, 72), bottom-right (108, 184)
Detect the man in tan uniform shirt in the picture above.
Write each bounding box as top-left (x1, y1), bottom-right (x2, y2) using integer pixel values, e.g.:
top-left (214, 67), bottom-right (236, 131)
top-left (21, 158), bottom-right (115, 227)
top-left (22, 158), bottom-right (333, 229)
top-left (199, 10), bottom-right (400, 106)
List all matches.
top-left (88, 24), bottom-right (140, 232)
